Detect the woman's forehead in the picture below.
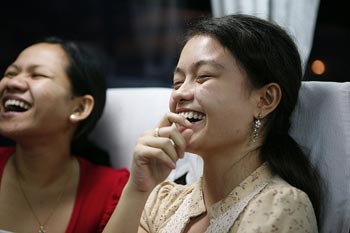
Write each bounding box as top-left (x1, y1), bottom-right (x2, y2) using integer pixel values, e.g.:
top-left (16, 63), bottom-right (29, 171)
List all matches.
top-left (16, 43), bottom-right (68, 70)
top-left (179, 36), bottom-right (239, 71)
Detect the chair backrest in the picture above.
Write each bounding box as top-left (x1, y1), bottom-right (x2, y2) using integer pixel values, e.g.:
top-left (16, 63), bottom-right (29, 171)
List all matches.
top-left (90, 81), bottom-right (350, 233)
top-left (289, 81), bottom-right (350, 233)
top-left (90, 87), bottom-right (172, 169)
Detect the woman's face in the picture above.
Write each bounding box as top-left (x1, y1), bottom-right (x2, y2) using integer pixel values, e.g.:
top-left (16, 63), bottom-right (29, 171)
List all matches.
top-left (170, 35), bottom-right (259, 155)
top-left (0, 43), bottom-right (78, 141)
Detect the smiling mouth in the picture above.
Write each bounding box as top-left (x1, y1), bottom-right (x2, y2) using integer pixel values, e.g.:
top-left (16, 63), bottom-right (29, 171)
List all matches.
top-left (4, 99), bottom-right (31, 112)
top-left (178, 111), bottom-right (206, 123)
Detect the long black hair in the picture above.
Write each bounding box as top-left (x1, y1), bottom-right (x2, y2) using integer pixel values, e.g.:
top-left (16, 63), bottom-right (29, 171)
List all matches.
top-left (185, 14), bottom-right (323, 224)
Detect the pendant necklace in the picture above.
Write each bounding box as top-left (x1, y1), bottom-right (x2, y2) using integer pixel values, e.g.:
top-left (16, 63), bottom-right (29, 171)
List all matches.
top-left (14, 158), bottom-right (74, 233)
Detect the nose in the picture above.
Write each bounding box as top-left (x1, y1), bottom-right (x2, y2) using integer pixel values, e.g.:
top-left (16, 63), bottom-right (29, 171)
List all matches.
top-left (1, 73), bottom-right (28, 92)
top-left (172, 80), bottom-right (195, 104)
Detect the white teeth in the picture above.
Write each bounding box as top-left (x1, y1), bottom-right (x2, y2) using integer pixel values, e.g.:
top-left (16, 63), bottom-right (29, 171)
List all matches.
top-left (179, 111), bottom-right (206, 120)
top-left (4, 99), bottom-right (30, 110)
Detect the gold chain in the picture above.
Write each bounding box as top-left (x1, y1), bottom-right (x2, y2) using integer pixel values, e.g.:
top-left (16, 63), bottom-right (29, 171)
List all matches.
top-left (14, 158), bottom-right (74, 233)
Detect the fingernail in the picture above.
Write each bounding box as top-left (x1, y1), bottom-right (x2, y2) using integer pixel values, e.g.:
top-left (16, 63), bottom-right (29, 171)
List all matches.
top-left (184, 119), bottom-right (192, 127)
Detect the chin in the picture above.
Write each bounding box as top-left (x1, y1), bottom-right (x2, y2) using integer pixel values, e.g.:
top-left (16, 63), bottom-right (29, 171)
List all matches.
top-left (185, 142), bottom-right (204, 156)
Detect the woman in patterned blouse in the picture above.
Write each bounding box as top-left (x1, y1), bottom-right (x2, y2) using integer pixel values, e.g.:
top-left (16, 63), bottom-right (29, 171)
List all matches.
top-left (104, 14), bottom-right (323, 233)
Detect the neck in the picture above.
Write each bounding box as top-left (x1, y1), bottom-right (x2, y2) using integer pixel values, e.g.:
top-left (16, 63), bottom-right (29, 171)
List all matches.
top-left (10, 148), bottom-right (77, 232)
top-left (12, 141), bottom-right (74, 187)
top-left (201, 146), bottom-right (262, 208)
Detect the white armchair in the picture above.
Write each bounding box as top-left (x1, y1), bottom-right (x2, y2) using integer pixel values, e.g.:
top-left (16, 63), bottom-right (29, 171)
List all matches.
top-left (90, 81), bottom-right (350, 233)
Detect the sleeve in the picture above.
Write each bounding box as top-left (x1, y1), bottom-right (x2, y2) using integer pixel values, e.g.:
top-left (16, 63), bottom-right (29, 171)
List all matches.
top-left (140, 181), bottom-right (179, 232)
top-left (98, 168), bottom-right (130, 232)
top-left (235, 186), bottom-right (318, 233)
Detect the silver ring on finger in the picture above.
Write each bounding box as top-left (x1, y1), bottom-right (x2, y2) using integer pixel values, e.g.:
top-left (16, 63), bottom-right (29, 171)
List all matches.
top-left (154, 127), bottom-right (160, 137)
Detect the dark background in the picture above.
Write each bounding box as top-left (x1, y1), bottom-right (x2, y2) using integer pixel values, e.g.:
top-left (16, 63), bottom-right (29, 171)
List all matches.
top-left (0, 0), bottom-right (349, 147)
top-left (305, 0), bottom-right (350, 82)
top-left (0, 0), bottom-right (349, 86)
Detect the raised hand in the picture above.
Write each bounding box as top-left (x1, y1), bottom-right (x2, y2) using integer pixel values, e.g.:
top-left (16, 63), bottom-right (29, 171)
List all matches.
top-left (128, 112), bottom-right (192, 193)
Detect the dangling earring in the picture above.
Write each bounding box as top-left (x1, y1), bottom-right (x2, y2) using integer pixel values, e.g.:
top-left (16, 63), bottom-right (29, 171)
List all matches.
top-left (252, 113), bottom-right (262, 143)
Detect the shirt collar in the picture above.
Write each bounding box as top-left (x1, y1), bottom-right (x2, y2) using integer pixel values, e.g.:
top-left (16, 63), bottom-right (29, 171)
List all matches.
top-left (184, 163), bottom-right (272, 220)
top-left (209, 163), bottom-right (272, 219)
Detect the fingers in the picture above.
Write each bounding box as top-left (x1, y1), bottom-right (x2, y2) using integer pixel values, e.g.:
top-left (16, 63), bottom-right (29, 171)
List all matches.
top-left (157, 112), bottom-right (192, 128)
top-left (157, 112), bottom-right (192, 157)
top-left (129, 113), bottom-right (193, 192)
top-left (134, 142), bottom-right (177, 169)
top-left (134, 112), bottom-right (191, 172)
top-left (152, 126), bottom-right (186, 158)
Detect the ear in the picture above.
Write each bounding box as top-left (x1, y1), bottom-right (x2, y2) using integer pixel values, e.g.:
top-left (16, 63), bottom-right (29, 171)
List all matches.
top-left (255, 83), bottom-right (281, 118)
top-left (69, 95), bottom-right (94, 123)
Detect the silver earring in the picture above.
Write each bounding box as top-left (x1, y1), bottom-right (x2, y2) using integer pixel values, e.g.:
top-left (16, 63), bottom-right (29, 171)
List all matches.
top-left (252, 113), bottom-right (262, 143)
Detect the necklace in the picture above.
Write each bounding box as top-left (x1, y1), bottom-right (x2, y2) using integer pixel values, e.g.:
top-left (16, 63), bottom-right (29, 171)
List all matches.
top-left (14, 158), bottom-right (74, 233)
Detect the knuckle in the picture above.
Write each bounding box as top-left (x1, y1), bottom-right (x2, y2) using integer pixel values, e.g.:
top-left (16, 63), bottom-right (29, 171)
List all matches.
top-left (154, 148), bottom-right (165, 157)
top-left (136, 137), bottom-right (146, 144)
top-left (165, 138), bottom-right (175, 147)
top-left (142, 129), bottom-right (153, 136)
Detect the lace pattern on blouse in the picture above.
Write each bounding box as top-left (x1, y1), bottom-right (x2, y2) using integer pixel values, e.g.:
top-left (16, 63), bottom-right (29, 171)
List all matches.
top-left (161, 193), bottom-right (196, 233)
top-left (160, 182), bottom-right (268, 233)
top-left (205, 182), bottom-right (268, 233)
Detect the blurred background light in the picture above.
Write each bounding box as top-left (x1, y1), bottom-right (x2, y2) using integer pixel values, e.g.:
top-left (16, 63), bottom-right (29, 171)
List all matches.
top-left (311, 59), bottom-right (326, 75)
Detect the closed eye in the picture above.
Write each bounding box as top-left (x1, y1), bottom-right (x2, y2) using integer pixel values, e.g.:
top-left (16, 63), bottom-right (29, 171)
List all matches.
top-left (198, 74), bottom-right (211, 78)
top-left (32, 73), bottom-right (49, 78)
top-left (196, 74), bottom-right (212, 83)
top-left (3, 71), bottom-right (17, 78)
top-left (172, 81), bottom-right (183, 90)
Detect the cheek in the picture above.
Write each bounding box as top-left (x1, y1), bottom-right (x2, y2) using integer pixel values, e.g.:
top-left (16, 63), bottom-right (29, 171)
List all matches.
top-left (0, 79), bottom-right (7, 94)
top-left (169, 94), bottom-right (176, 112)
top-left (33, 85), bottom-right (72, 117)
top-left (35, 81), bottom-right (71, 101)
top-left (196, 85), bottom-right (221, 107)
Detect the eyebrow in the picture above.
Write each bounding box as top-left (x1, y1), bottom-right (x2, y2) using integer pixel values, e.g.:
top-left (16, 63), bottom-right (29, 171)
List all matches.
top-left (7, 64), bottom-right (45, 71)
top-left (7, 64), bottom-right (19, 70)
top-left (174, 59), bottom-right (225, 75)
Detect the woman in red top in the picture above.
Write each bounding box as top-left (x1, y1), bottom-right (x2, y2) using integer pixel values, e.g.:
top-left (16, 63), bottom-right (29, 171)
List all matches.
top-left (0, 37), bottom-right (129, 232)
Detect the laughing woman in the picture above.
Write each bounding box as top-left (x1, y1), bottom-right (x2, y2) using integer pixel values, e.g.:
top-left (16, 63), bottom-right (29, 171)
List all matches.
top-left (104, 14), bottom-right (322, 233)
top-left (0, 38), bottom-right (129, 233)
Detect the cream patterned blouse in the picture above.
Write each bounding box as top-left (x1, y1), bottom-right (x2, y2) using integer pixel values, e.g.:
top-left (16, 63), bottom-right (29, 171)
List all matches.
top-left (140, 164), bottom-right (318, 233)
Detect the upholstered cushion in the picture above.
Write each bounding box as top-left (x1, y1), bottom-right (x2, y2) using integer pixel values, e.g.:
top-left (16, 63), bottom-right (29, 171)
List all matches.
top-left (90, 87), bottom-right (172, 169)
top-left (289, 81), bottom-right (350, 233)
